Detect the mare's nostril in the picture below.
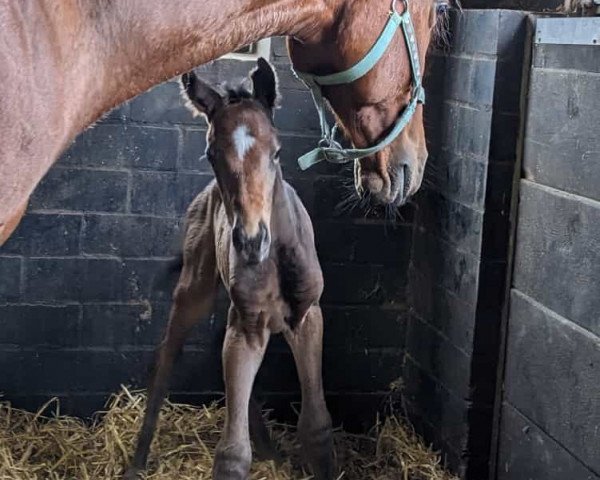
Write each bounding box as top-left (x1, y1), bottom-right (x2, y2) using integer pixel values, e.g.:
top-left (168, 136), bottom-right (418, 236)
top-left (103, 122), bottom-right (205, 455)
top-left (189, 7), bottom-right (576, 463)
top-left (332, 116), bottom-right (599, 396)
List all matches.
top-left (361, 173), bottom-right (384, 195)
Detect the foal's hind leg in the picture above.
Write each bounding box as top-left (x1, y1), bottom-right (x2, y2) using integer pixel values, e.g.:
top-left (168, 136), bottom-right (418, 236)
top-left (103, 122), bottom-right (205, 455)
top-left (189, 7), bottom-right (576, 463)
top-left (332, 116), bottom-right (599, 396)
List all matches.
top-left (123, 272), bottom-right (217, 479)
top-left (284, 306), bottom-right (334, 480)
top-left (123, 212), bottom-right (218, 480)
top-left (249, 394), bottom-right (282, 463)
top-left (213, 308), bottom-right (270, 480)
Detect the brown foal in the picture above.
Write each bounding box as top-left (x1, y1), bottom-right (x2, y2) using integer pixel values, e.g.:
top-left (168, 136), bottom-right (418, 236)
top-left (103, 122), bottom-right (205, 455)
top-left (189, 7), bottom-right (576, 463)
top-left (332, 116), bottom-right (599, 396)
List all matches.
top-left (124, 59), bottom-right (332, 480)
top-left (0, 0), bottom-right (438, 245)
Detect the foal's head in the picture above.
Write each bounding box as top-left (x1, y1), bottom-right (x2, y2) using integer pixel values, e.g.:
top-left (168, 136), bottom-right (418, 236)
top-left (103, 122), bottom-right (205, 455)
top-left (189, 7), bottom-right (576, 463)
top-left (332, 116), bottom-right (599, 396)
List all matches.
top-left (182, 59), bottom-right (280, 265)
top-left (289, 0), bottom-right (440, 206)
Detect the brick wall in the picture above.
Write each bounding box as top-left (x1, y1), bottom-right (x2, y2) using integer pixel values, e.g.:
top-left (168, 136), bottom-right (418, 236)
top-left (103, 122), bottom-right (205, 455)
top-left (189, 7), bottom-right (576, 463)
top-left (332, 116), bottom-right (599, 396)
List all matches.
top-left (0, 39), bottom-right (412, 429)
top-left (403, 10), bottom-right (527, 477)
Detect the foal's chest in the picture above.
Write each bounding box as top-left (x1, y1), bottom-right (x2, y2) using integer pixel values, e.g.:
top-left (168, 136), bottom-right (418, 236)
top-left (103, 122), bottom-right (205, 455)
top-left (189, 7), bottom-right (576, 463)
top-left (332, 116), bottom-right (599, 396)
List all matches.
top-left (223, 244), bottom-right (322, 331)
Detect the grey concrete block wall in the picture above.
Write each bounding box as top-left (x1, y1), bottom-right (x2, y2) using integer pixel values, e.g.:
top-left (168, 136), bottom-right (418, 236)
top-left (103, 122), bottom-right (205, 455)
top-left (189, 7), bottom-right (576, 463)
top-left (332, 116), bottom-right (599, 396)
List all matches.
top-left (0, 38), bottom-right (412, 429)
top-left (497, 31), bottom-right (600, 480)
top-left (404, 10), bottom-right (528, 477)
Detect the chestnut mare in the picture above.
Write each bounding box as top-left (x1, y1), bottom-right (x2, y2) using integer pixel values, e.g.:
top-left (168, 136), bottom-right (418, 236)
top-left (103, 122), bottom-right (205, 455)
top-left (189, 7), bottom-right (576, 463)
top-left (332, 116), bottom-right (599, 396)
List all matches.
top-left (0, 0), bottom-right (438, 245)
top-left (124, 59), bottom-right (331, 480)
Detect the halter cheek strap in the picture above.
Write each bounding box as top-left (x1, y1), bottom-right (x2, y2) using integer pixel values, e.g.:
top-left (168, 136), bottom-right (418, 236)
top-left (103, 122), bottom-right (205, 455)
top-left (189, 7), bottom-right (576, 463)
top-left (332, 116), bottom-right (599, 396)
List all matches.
top-left (291, 0), bottom-right (425, 170)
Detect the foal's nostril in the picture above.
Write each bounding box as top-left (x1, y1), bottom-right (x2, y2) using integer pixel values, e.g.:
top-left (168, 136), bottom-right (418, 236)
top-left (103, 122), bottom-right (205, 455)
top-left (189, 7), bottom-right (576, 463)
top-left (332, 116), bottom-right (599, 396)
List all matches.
top-left (232, 220), bottom-right (246, 253)
top-left (258, 221), bottom-right (268, 244)
top-left (232, 219), bottom-right (270, 264)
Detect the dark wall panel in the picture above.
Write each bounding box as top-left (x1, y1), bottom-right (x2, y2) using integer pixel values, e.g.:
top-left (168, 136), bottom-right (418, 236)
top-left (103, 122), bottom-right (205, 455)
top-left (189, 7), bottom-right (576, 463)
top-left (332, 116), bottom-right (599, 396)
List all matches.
top-left (505, 291), bottom-right (600, 473)
top-left (461, 0), bottom-right (563, 10)
top-left (500, 22), bottom-right (600, 480)
top-left (513, 181), bottom-right (600, 337)
top-left (498, 403), bottom-right (598, 480)
top-left (524, 66), bottom-right (600, 202)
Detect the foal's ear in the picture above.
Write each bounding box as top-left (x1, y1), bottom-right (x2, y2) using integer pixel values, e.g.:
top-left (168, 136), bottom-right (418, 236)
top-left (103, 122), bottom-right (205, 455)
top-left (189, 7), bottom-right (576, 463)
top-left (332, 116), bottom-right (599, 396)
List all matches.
top-left (251, 58), bottom-right (279, 112)
top-left (181, 71), bottom-right (222, 120)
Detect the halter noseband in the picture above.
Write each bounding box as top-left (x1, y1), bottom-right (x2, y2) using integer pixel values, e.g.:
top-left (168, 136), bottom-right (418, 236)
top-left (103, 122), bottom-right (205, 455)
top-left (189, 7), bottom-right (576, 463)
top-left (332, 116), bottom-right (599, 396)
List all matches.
top-left (292, 0), bottom-right (425, 170)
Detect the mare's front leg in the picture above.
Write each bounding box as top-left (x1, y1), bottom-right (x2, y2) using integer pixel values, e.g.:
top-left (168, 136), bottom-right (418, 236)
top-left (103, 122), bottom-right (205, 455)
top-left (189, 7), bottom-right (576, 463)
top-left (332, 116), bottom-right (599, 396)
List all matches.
top-left (213, 307), bottom-right (270, 480)
top-left (284, 305), bottom-right (334, 480)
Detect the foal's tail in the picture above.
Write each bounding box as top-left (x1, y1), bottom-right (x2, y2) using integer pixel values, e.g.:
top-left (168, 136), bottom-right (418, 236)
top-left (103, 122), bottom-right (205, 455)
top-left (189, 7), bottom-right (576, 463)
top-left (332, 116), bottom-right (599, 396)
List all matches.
top-left (166, 251), bottom-right (184, 276)
top-left (153, 251), bottom-right (184, 292)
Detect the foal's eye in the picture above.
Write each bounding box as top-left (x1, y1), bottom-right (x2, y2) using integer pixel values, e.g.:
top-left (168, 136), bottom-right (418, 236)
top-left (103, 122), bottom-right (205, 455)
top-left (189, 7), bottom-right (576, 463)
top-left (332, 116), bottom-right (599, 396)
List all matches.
top-left (205, 148), bottom-right (215, 164)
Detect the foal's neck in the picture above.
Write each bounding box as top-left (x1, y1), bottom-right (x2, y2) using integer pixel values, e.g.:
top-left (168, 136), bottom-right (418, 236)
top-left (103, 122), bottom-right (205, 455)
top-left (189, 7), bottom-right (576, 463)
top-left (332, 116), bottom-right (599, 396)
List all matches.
top-left (270, 170), bottom-right (298, 244)
top-left (76, 0), bottom-right (339, 133)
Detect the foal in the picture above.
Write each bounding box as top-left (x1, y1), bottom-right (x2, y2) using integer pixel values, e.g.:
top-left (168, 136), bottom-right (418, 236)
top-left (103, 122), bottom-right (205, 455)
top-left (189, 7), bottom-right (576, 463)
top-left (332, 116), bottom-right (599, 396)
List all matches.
top-left (124, 59), bottom-right (334, 480)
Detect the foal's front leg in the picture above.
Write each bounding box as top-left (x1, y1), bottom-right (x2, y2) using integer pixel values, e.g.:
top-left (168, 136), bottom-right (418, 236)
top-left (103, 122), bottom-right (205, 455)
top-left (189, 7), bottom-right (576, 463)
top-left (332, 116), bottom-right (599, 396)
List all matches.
top-left (284, 305), bottom-right (334, 480)
top-left (213, 308), bottom-right (270, 480)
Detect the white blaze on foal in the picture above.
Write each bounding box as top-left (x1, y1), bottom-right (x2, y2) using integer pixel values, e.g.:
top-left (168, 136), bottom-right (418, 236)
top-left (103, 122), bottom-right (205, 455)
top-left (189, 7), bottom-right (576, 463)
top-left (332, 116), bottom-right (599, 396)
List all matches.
top-left (232, 124), bottom-right (256, 159)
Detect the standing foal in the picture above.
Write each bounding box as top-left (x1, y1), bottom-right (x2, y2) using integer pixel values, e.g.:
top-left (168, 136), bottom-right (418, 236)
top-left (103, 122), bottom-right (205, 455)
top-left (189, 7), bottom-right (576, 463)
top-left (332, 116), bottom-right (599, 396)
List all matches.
top-left (125, 59), bottom-right (333, 480)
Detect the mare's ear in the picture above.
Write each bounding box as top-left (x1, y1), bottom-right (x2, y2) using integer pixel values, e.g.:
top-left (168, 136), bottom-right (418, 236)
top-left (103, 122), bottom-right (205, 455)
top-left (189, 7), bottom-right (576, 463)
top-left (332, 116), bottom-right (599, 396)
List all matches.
top-left (181, 71), bottom-right (223, 120)
top-left (251, 57), bottom-right (279, 113)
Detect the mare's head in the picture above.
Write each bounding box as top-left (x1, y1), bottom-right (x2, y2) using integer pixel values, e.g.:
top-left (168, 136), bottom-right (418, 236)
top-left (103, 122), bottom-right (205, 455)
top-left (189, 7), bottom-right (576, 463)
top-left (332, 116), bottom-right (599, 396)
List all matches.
top-left (289, 0), bottom-right (440, 206)
top-left (182, 58), bottom-right (281, 265)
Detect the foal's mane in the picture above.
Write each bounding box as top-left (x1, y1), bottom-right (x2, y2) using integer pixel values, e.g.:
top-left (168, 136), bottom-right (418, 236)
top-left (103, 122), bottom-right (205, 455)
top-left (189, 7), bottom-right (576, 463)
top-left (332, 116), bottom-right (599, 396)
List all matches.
top-left (180, 78), bottom-right (260, 120)
top-left (222, 83), bottom-right (254, 104)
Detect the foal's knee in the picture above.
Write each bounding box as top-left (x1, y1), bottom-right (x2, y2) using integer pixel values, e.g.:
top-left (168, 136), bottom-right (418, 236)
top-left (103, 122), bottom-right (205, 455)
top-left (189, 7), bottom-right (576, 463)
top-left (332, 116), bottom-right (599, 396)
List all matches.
top-left (226, 313), bottom-right (270, 352)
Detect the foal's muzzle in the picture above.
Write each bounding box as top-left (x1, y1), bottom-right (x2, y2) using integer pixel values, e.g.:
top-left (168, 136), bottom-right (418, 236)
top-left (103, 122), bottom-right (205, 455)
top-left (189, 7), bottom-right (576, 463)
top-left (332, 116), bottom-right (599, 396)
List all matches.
top-left (232, 219), bottom-right (270, 265)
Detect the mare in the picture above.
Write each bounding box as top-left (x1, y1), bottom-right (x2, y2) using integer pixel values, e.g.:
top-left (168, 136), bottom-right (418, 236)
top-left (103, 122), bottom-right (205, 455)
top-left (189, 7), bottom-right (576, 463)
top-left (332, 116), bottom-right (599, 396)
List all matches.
top-left (0, 0), bottom-right (439, 245)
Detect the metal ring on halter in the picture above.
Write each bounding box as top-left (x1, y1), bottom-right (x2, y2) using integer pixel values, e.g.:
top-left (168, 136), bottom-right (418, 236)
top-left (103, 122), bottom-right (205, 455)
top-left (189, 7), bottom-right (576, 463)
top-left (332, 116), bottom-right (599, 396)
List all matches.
top-left (392, 0), bottom-right (409, 14)
top-left (318, 138), bottom-right (332, 148)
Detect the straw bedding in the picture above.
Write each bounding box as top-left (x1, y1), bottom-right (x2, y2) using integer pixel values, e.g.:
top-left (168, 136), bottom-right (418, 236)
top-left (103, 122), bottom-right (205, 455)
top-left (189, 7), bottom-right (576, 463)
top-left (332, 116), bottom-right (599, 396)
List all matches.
top-left (0, 387), bottom-right (457, 480)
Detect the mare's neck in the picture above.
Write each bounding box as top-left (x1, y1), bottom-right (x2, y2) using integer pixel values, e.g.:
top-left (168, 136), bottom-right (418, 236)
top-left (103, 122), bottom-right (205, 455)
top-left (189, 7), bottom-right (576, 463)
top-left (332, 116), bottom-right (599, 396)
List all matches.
top-left (0, 0), bottom-right (338, 243)
top-left (75, 0), bottom-right (338, 134)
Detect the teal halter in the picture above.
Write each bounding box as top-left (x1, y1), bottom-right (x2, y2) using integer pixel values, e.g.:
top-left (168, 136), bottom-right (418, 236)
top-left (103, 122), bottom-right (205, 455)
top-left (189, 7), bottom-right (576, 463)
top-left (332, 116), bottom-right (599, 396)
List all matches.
top-left (292, 0), bottom-right (425, 170)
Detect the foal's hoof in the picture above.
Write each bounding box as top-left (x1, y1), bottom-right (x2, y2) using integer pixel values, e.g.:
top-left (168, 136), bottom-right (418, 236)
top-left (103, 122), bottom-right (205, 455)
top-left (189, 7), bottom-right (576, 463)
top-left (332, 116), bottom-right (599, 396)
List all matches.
top-left (298, 418), bottom-right (335, 480)
top-left (253, 440), bottom-right (284, 465)
top-left (213, 442), bottom-right (252, 480)
top-left (310, 451), bottom-right (335, 480)
top-left (122, 467), bottom-right (143, 480)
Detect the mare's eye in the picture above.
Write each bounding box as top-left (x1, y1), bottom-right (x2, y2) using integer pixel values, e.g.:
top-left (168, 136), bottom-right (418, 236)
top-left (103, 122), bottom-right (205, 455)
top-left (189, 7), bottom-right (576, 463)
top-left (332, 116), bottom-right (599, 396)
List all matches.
top-left (272, 148), bottom-right (281, 164)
